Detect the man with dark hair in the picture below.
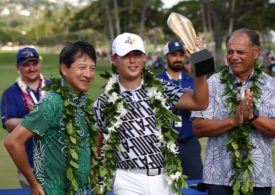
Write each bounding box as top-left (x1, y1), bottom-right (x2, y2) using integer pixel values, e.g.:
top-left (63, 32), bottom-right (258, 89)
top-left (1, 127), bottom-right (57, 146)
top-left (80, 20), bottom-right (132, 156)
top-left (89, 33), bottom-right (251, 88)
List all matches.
top-left (192, 28), bottom-right (275, 195)
top-left (157, 40), bottom-right (203, 180)
top-left (1, 47), bottom-right (50, 187)
top-left (93, 32), bottom-right (214, 195)
top-left (4, 41), bottom-right (97, 195)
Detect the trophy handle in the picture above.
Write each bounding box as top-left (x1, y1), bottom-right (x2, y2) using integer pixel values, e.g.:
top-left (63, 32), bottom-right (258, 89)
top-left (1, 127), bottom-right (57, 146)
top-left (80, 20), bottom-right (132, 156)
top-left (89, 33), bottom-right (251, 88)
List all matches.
top-left (167, 12), bottom-right (200, 53)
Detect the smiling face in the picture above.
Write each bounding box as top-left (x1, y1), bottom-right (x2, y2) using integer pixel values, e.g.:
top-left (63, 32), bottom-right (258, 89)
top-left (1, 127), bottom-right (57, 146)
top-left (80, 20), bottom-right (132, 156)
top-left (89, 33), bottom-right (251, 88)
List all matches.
top-left (61, 54), bottom-right (96, 95)
top-left (111, 50), bottom-right (146, 89)
top-left (17, 60), bottom-right (41, 84)
top-left (226, 32), bottom-right (260, 81)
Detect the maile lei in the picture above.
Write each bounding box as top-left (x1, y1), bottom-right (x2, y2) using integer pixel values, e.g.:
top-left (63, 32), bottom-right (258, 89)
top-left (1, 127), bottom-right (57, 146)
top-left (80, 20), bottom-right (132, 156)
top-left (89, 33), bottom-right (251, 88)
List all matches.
top-left (43, 77), bottom-right (98, 195)
top-left (91, 67), bottom-right (188, 195)
top-left (220, 61), bottom-right (263, 195)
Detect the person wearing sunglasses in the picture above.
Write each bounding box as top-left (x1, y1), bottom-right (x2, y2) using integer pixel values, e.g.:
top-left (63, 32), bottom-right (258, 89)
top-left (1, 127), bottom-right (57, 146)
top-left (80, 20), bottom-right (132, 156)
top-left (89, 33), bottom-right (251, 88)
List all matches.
top-left (1, 47), bottom-right (50, 187)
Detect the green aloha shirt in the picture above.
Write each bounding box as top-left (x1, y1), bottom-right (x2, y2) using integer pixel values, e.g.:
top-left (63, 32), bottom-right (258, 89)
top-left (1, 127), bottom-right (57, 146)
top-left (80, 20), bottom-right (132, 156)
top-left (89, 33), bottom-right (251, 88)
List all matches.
top-left (21, 91), bottom-right (91, 195)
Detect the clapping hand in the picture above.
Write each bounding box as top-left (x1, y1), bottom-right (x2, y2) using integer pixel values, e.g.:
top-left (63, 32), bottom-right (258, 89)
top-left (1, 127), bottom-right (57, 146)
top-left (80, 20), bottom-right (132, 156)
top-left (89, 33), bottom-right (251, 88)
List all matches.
top-left (232, 89), bottom-right (254, 126)
top-left (243, 89), bottom-right (254, 120)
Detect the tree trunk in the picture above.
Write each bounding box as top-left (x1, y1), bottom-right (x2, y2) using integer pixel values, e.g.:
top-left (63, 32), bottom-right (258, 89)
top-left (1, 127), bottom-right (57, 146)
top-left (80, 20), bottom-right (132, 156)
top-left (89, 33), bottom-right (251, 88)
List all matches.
top-left (200, 3), bottom-right (209, 48)
top-left (213, 17), bottom-right (225, 66)
top-left (228, 0), bottom-right (236, 35)
top-left (128, 1), bottom-right (134, 30)
top-left (102, 0), bottom-right (114, 41)
top-left (140, 0), bottom-right (148, 37)
top-left (201, 0), bottom-right (226, 67)
top-left (113, 0), bottom-right (121, 35)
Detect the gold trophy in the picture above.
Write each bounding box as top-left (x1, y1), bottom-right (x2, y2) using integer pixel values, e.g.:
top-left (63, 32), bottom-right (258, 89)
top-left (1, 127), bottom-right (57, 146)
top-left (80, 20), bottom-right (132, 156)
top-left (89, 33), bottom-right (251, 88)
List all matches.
top-left (167, 12), bottom-right (214, 76)
top-left (167, 12), bottom-right (199, 53)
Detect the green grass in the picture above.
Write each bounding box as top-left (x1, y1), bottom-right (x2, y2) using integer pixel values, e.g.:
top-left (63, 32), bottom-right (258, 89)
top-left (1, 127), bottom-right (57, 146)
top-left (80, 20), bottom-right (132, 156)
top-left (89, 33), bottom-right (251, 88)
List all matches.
top-left (0, 50), bottom-right (275, 194)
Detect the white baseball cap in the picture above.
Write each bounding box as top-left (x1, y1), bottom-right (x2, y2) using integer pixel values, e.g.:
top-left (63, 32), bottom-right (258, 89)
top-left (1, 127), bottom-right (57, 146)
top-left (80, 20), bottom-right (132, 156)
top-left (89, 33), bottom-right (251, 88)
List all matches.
top-left (112, 33), bottom-right (146, 56)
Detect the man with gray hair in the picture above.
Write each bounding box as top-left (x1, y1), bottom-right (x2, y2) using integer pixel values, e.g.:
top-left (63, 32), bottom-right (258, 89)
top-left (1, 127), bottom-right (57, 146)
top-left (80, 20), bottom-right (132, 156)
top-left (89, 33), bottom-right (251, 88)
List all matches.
top-left (192, 28), bottom-right (275, 195)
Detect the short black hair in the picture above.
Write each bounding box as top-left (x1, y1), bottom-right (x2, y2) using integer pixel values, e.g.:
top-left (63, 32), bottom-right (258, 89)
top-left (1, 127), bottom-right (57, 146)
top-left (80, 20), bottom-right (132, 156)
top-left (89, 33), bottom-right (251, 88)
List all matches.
top-left (59, 40), bottom-right (97, 75)
top-left (225, 28), bottom-right (260, 47)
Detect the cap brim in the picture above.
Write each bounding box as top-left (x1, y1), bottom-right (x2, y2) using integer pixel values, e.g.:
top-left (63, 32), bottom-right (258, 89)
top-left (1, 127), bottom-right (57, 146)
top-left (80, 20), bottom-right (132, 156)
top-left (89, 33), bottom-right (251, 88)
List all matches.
top-left (18, 58), bottom-right (39, 65)
top-left (166, 49), bottom-right (184, 55)
top-left (116, 49), bottom-right (146, 57)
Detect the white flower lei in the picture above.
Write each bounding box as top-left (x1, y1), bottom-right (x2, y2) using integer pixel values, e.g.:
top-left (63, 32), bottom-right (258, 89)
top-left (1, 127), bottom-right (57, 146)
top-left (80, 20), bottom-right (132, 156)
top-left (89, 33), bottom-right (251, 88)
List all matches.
top-left (16, 74), bottom-right (47, 111)
top-left (16, 74), bottom-right (47, 97)
top-left (91, 68), bottom-right (188, 195)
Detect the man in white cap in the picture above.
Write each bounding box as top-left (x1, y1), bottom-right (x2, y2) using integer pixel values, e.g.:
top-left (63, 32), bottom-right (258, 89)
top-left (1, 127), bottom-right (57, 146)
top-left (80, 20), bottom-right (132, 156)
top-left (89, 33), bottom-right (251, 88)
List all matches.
top-left (93, 32), bottom-right (213, 195)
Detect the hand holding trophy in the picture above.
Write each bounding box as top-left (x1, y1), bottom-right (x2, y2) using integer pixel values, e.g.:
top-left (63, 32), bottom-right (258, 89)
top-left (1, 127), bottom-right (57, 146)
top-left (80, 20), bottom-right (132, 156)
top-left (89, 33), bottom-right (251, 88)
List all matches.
top-left (167, 12), bottom-right (215, 76)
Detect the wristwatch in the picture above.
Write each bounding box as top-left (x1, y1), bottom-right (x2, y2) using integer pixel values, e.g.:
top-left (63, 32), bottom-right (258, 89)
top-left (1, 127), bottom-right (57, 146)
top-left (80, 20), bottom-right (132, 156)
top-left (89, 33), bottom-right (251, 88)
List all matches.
top-left (249, 109), bottom-right (259, 122)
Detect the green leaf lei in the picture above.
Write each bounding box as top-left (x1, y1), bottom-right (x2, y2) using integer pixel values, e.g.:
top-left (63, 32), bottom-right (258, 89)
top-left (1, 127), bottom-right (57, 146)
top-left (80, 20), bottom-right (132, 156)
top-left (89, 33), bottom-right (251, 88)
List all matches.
top-left (220, 61), bottom-right (264, 195)
top-left (44, 77), bottom-right (98, 195)
top-left (91, 67), bottom-right (188, 195)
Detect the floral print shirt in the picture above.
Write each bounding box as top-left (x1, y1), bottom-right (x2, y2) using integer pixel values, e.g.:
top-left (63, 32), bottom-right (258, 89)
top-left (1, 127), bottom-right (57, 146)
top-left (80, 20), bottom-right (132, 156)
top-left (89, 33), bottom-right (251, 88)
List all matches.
top-left (191, 71), bottom-right (275, 187)
top-left (21, 92), bottom-right (90, 195)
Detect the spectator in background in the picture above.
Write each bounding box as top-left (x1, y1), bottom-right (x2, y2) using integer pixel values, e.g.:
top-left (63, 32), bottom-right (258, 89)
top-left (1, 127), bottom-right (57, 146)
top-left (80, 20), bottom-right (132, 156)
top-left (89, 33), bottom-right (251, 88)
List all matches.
top-left (157, 40), bottom-right (202, 179)
top-left (1, 47), bottom-right (49, 187)
top-left (153, 53), bottom-right (165, 70)
top-left (268, 55), bottom-right (275, 77)
top-left (4, 41), bottom-right (97, 195)
top-left (101, 49), bottom-right (108, 61)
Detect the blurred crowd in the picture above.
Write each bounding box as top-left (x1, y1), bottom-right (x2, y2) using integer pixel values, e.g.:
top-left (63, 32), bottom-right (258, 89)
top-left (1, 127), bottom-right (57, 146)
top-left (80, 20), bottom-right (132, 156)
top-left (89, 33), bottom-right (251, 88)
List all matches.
top-left (260, 49), bottom-right (275, 77)
top-left (145, 48), bottom-right (275, 78)
top-left (145, 50), bottom-right (193, 74)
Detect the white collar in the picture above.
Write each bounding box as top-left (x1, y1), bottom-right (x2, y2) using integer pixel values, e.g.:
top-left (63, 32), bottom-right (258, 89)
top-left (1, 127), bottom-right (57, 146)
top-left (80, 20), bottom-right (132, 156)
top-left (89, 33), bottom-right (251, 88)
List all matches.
top-left (117, 76), bottom-right (144, 93)
top-left (165, 70), bottom-right (182, 80)
top-left (229, 67), bottom-right (255, 84)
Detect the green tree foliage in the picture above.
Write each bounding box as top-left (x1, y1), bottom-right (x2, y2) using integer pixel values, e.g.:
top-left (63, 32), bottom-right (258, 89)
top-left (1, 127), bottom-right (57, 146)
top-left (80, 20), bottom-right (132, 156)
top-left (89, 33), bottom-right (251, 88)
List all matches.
top-left (1, 0), bottom-right (275, 57)
top-left (165, 0), bottom-right (273, 66)
top-left (69, 0), bottom-right (164, 36)
top-left (162, 1), bottom-right (201, 36)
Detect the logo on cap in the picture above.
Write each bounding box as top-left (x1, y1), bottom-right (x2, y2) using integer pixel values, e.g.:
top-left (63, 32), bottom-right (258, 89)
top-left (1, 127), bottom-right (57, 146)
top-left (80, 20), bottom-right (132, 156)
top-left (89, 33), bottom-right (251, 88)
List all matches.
top-left (112, 33), bottom-right (145, 56)
top-left (125, 37), bottom-right (136, 45)
top-left (174, 42), bottom-right (180, 47)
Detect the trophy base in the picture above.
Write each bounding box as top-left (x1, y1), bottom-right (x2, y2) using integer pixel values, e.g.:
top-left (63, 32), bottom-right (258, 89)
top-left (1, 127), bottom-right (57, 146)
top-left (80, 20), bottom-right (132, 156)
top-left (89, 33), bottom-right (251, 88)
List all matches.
top-left (191, 49), bottom-right (215, 77)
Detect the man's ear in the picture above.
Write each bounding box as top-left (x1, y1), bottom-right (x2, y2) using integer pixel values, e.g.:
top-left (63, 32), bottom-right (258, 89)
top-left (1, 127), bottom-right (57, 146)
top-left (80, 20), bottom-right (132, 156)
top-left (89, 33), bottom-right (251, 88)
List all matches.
top-left (16, 64), bottom-right (20, 70)
top-left (164, 55), bottom-right (168, 63)
top-left (60, 63), bottom-right (68, 76)
top-left (253, 46), bottom-right (261, 60)
top-left (110, 54), bottom-right (117, 66)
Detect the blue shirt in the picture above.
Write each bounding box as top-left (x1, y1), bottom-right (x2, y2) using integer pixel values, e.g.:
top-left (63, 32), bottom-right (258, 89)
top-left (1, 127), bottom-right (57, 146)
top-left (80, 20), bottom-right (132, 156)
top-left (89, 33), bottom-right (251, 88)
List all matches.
top-left (1, 80), bottom-right (50, 167)
top-left (157, 70), bottom-right (194, 141)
